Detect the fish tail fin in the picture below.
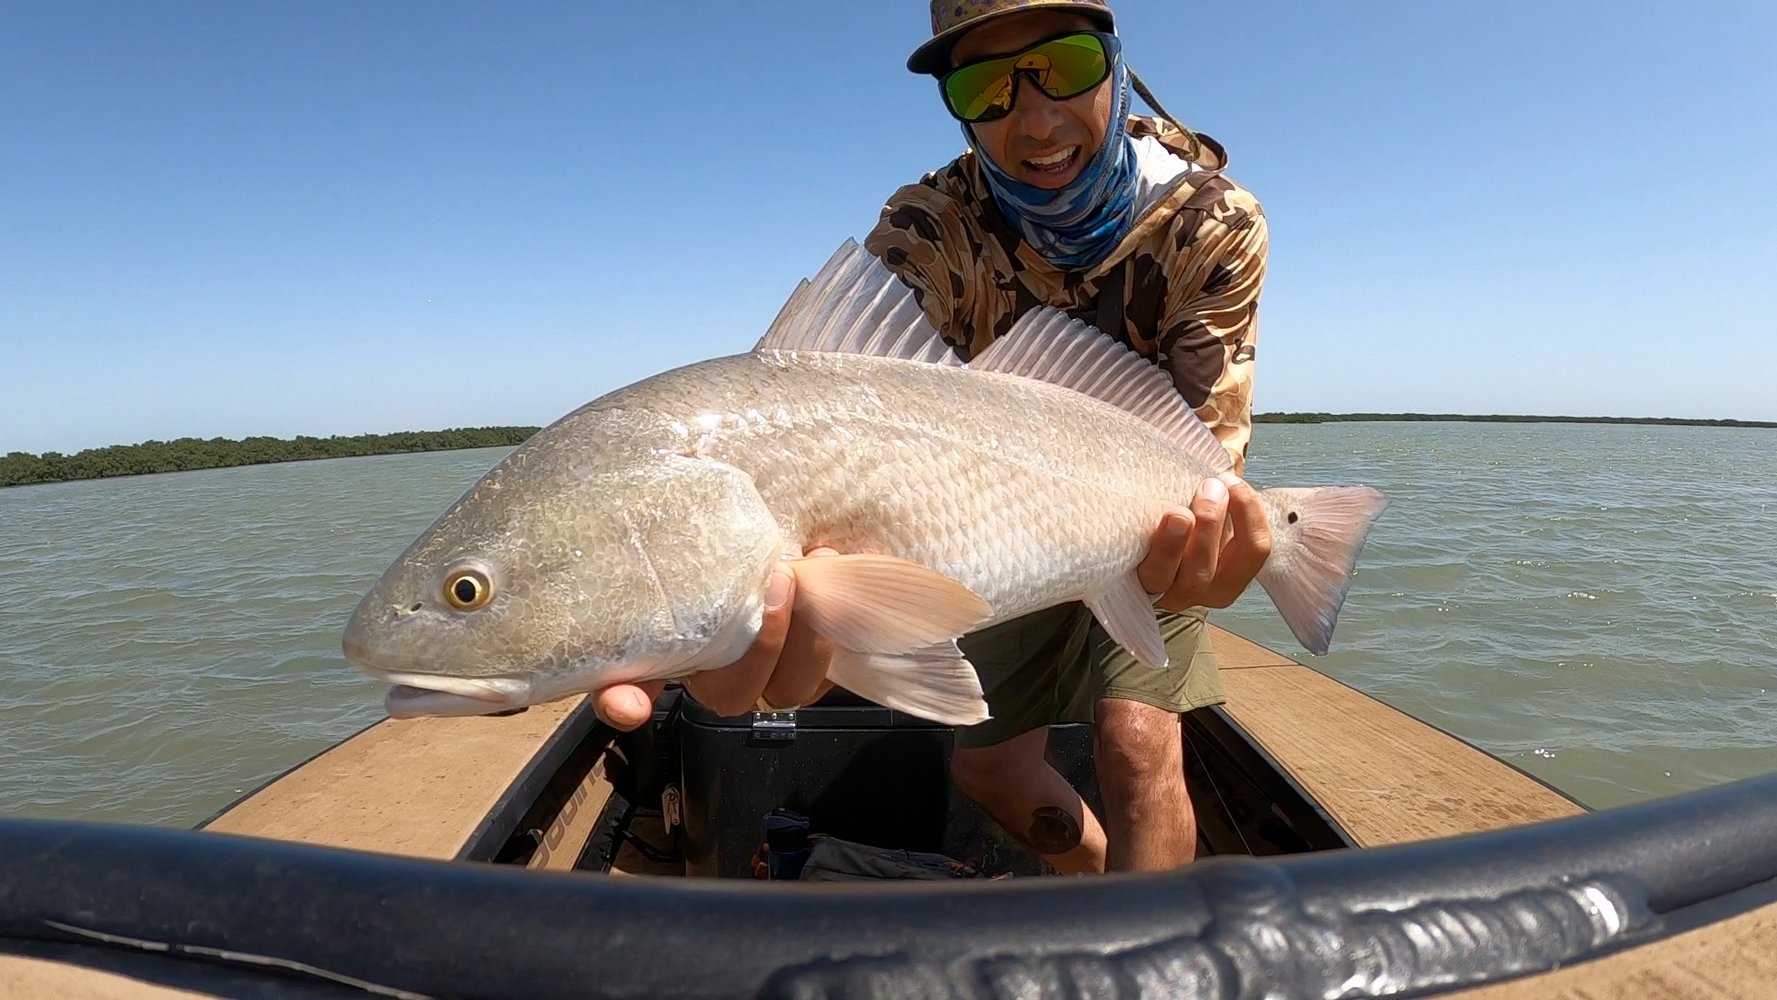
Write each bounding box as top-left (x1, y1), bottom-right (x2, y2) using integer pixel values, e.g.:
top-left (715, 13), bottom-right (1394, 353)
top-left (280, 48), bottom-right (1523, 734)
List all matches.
top-left (1254, 486), bottom-right (1389, 655)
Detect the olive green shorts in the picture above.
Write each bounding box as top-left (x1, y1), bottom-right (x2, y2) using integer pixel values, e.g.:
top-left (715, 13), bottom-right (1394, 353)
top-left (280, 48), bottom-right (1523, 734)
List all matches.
top-left (953, 602), bottom-right (1227, 749)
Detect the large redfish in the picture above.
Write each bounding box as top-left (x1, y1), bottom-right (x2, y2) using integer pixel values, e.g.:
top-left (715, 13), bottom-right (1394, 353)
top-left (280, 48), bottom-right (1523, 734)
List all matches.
top-left (341, 241), bottom-right (1387, 724)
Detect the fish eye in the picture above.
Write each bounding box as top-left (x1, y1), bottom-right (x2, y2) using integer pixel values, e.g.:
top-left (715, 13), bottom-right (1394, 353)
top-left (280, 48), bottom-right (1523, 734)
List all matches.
top-left (443, 568), bottom-right (493, 610)
top-left (1286, 511), bottom-right (1300, 525)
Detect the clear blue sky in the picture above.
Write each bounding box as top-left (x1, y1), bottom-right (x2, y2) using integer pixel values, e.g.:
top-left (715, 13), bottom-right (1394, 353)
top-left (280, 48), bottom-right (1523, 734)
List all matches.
top-left (4, 1), bottom-right (1774, 455)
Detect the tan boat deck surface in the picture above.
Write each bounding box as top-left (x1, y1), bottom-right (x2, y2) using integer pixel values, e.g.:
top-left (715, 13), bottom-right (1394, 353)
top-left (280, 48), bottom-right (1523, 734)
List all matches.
top-left (0, 957), bottom-right (219, 1000)
top-left (1209, 626), bottom-right (1585, 846)
top-left (203, 695), bottom-right (591, 860)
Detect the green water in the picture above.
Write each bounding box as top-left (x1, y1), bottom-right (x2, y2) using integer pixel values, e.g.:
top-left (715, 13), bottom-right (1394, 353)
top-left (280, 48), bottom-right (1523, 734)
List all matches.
top-left (2, 423), bottom-right (1773, 825)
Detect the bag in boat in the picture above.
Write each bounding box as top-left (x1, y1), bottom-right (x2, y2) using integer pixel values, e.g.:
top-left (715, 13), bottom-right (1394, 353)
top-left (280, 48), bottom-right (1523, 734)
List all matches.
top-left (798, 834), bottom-right (1003, 882)
top-left (746, 808), bottom-right (1002, 881)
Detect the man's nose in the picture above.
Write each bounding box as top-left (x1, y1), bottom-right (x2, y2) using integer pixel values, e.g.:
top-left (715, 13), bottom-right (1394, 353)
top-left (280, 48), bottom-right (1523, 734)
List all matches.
top-left (1008, 75), bottom-right (1065, 140)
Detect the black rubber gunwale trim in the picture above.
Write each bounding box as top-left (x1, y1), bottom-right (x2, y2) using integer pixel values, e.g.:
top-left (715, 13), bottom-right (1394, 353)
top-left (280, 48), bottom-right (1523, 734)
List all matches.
top-left (0, 772), bottom-right (1770, 1000)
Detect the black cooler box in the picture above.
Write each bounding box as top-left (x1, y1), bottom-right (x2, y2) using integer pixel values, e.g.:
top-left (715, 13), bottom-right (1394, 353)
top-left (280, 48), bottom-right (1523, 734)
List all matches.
top-left (675, 688), bottom-right (1100, 879)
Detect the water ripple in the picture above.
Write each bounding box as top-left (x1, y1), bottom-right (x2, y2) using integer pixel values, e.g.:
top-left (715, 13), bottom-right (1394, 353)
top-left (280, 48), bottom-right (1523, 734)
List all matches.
top-left (0, 448), bottom-right (507, 826)
top-left (1227, 421), bottom-right (1777, 809)
top-left (3, 426), bottom-right (1775, 824)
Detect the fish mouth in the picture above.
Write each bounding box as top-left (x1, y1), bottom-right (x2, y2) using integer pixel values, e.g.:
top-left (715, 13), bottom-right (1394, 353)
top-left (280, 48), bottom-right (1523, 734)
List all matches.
top-left (342, 617), bottom-right (538, 719)
top-left (375, 672), bottom-right (536, 720)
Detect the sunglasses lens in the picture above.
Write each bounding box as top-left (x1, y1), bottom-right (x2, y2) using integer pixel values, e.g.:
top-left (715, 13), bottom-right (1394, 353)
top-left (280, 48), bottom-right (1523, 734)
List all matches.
top-left (1033, 34), bottom-right (1110, 100)
top-left (944, 57), bottom-right (1017, 122)
top-left (943, 32), bottom-right (1112, 123)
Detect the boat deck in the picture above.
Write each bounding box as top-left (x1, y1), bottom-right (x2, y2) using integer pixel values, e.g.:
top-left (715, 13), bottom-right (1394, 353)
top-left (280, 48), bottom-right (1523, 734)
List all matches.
top-left (1209, 628), bottom-right (1583, 846)
top-left (40, 626), bottom-right (1771, 996)
top-left (0, 957), bottom-right (213, 1000)
top-left (201, 695), bottom-right (598, 861)
top-left (203, 625), bottom-right (1583, 873)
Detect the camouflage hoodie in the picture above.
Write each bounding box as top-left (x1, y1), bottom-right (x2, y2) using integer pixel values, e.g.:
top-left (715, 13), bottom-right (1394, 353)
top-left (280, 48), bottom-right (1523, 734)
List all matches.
top-left (865, 116), bottom-right (1266, 473)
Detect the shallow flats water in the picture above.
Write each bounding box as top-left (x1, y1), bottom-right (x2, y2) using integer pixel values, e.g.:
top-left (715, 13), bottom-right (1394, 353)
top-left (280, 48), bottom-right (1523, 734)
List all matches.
top-left (1222, 421), bottom-right (1777, 809)
top-left (1, 424), bottom-right (1774, 825)
top-left (0, 449), bottom-right (513, 826)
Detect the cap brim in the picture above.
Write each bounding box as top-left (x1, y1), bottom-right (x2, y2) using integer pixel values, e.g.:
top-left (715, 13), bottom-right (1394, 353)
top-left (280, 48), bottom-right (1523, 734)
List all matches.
top-left (906, 6), bottom-right (1115, 76)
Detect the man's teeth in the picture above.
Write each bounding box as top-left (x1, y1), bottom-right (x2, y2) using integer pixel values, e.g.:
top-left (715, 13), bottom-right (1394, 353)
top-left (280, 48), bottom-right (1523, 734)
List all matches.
top-left (1026, 147), bottom-right (1077, 168)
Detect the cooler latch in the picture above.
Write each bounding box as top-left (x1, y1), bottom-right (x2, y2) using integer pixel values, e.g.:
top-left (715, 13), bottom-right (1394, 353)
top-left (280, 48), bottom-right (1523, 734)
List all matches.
top-left (749, 709), bottom-right (797, 744)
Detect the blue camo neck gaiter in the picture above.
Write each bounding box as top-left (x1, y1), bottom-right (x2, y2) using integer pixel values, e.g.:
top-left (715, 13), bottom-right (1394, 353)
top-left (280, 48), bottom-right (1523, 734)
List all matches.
top-left (965, 43), bottom-right (1137, 270)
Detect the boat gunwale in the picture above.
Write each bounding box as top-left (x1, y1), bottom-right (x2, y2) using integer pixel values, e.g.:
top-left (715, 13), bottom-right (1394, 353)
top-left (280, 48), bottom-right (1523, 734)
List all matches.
top-left (4, 771), bottom-right (1773, 1000)
top-left (454, 698), bottom-right (608, 863)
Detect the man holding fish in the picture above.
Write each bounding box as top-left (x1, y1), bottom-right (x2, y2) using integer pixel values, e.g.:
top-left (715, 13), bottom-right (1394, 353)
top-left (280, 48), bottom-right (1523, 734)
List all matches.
top-left (344, 0), bottom-right (1386, 880)
top-left (596, 0), bottom-right (1274, 873)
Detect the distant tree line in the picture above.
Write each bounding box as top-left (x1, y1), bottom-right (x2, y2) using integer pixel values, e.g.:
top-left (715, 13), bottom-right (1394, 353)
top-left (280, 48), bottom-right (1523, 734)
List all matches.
top-left (7, 412), bottom-right (1771, 489)
top-left (0, 427), bottom-right (539, 488)
top-left (1254, 412), bottom-right (1777, 428)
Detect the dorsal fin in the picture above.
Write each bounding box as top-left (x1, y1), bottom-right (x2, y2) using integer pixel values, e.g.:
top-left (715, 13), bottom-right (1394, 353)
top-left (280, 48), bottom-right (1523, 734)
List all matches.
top-left (972, 308), bottom-right (1235, 474)
top-left (755, 239), bottom-right (961, 365)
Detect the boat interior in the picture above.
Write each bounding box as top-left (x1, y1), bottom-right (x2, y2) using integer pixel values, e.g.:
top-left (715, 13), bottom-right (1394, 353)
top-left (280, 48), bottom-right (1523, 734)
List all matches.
top-left (200, 626), bottom-right (1587, 877)
top-left (1, 626), bottom-right (1772, 998)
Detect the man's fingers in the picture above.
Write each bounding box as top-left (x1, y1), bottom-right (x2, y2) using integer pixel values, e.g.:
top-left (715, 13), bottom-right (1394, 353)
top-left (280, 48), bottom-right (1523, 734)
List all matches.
top-left (683, 562), bottom-right (795, 716)
top-left (758, 598), bottom-right (833, 708)
top-left (760, 548), bottom-right (838, 709)
top-left (593, 680), bottom-right (666, 731)
top-left (1136, 507), bottom-right (1194, 595)
top-left (1203, 475), bottom-right (1272, 606)
top-left (1161, 476), bottom-right (1230, 605)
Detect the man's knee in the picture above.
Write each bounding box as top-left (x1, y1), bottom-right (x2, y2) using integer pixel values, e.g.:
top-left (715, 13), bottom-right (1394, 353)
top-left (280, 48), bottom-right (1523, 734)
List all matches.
top-left (1095, 700), bottom-right (1184, 792)
top-left (951, 735), bottom-right (1091, 859)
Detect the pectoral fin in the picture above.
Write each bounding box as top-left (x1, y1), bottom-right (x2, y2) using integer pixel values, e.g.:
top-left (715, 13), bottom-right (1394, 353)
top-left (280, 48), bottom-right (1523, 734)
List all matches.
top-left (789, 553), bottom-right (992, 652)
top-left (1084, 570), bottom-right (1170, 669)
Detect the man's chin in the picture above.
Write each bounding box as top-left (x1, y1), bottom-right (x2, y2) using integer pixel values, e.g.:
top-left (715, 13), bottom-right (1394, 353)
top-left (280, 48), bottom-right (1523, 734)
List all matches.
top-left (1017, 170), bottom-right (1081, 190)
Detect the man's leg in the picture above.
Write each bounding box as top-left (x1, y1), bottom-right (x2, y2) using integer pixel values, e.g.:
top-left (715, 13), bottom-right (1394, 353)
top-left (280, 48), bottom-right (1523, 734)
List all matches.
top-left (950, 604), bottom-right (1105, 874)
top-left (1094, 697), bottom-right (1194, 870)
top-left (950, 730), bottom-right (1107, 875)
top-left (1091, 608), bottom-right (1226, 871)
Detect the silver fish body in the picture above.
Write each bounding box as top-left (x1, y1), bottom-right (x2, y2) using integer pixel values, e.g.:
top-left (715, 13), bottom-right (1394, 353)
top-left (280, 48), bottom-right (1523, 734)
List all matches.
top-left (343, 241), bottom-right (1387, 724)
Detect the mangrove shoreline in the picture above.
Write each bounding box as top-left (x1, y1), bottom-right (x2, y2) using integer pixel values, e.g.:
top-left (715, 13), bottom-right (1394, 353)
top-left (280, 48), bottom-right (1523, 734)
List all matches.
top-left (1, 427), bottom-right (540, 489)
top-left (4, 413), bottom-right (1773, 488)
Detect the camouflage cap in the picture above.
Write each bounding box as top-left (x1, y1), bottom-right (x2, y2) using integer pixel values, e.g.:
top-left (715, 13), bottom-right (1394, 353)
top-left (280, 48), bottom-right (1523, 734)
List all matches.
top-left (907, 0), bottom-right (1116, 76)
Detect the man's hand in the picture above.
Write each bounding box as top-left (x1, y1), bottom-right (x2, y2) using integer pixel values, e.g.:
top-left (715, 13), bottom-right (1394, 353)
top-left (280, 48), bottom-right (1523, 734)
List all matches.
top-left (1137, 474), bottom-right (1272, 612)
top-left (592, 548), bottom-right (839, 730)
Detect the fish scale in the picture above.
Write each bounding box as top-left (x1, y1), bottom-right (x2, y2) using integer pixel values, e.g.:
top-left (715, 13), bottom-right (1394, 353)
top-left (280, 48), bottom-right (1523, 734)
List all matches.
top-left (631, 351), bottom-right (1190, 623)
